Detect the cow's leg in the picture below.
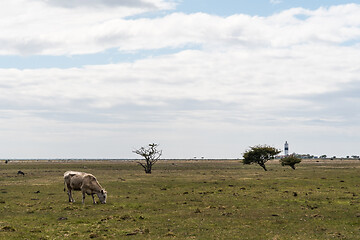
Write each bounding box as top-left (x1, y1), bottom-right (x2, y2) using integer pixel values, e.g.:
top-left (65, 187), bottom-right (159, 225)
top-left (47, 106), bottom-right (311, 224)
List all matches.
top-left (82, 191), bottom-right (86, 204)
top-left (91, 194), bottom-right (96, 204)
top-left (70, 190), bottom-right (75, 202)
top-left (67, 189), bottom-right (73, 202)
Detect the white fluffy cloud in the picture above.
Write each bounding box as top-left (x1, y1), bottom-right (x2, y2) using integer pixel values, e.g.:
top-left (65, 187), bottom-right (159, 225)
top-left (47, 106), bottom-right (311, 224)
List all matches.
top-left (1, 43), bottom-right (359, 123)
top-left (1, 3), bottom-right (360, 55)
top-left (0, 0), bottom-right (177, 55)
top-left (39, 0), bottom-right (175, 9)
top-left (1, 2), bottom-right (360, 158)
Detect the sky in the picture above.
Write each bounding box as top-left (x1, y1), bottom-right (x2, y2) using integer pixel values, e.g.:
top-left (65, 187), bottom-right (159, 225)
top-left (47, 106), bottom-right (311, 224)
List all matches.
top-left (1, 0), bottom-right (360, 159)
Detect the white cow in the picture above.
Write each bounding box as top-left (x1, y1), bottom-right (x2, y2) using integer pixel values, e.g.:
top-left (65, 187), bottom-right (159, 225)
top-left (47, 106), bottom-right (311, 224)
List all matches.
top-left (64, 171), bottom-right (107, 204)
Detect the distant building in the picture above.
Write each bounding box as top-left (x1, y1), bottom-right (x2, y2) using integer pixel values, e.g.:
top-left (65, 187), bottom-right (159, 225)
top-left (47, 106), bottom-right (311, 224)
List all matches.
top-left (296, 154), bottom-right (314, 159)
top-left (284, 141), bottom-right (289, 156)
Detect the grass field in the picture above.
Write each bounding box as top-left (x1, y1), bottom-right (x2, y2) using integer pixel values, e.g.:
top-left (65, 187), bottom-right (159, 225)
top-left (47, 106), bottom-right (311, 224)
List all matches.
top-left (1, 159), bottom-right (360, 239)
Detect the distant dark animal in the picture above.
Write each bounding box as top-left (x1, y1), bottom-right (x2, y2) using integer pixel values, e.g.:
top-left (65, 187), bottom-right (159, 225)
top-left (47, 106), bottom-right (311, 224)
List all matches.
top-left (17, 171), bottom-right (25, 176)
top-left (63, 171), bottom-right (107, 204)
top-left (5, 160), bottom-right (9, 164)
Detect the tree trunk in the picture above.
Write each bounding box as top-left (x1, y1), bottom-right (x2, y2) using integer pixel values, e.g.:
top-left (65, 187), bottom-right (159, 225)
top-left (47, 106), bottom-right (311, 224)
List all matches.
top-left (145, 164), bottom-right (152, 174)
top-left (138, 161), bottom-right (153, 174)
top-left (290, 165), bottom-right (296, 170)
top-left (259, 163), bottom-right (267, 171)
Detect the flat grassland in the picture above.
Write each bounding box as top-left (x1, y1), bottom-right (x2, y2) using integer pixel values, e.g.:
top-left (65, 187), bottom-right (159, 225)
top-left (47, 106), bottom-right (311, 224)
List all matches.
top-left (1, 159), bottom-right (360, 239)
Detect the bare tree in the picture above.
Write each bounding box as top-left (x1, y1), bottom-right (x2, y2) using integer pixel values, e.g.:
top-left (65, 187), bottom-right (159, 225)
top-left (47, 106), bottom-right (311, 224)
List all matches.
top-left (133, 143), bottom-right (162, 174)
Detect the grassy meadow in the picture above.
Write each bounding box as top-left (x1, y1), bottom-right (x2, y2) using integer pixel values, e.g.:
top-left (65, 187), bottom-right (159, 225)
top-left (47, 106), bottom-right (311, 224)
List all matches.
top-left (1, 159), bottom-right (360, 239)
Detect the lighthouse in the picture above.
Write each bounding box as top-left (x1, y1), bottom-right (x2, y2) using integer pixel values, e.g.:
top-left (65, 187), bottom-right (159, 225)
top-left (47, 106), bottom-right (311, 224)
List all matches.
top-left (284, 141), bottom-right (289, 156)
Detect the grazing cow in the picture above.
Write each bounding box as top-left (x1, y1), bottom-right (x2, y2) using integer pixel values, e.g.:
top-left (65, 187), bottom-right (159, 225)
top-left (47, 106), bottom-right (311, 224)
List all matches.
top-left (17, 170), bottom-right (25, 176)
top-left (63, 171), bottom-right (107, 204)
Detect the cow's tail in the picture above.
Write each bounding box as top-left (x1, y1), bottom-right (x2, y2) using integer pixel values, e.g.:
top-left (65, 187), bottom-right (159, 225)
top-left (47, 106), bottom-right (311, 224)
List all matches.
top-left (64, 179), bottom-right (66, 192)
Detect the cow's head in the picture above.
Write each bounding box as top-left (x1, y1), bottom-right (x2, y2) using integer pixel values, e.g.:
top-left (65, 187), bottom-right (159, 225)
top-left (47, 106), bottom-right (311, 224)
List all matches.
top-left (97, 189), bottom-right (107, 204)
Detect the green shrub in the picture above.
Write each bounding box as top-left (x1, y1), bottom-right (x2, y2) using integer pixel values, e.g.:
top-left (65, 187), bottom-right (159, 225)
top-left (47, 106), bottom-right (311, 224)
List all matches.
top-left (243, 145), bottom-right (281, 171)
top-left (280, 155), bottom-right (302, 170)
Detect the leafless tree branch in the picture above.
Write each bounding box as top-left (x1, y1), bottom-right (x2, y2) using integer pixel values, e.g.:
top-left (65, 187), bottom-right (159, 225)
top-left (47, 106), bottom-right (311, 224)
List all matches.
top-left (133, 143), bottom-right (162, 174)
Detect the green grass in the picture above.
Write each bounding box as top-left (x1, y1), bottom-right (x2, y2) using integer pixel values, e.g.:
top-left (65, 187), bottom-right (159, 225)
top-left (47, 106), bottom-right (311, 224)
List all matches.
top-left (1, 160), bottom-right (360, 239)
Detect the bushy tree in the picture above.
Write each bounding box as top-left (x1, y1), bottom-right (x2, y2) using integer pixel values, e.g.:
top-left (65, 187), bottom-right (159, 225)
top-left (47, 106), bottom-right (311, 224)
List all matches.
top-left (243, 145), bottom-right (281, 171)
top-left (280, 155), bottom-right (301, 170)
top-left (133, 143), bottom-right (162, 174)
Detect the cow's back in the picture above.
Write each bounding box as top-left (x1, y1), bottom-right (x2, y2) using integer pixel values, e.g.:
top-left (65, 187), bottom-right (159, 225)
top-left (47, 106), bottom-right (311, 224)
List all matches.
top-left (64, 171), bottom-right (87, 191)
top-left (64, 171), bottom-right (85, 178)
top-left (81, 174), bottom-right (102, 192)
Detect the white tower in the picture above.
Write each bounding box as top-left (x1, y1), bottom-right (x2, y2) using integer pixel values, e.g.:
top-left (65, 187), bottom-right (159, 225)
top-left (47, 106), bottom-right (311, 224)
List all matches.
top-left (284, 141), bottom-right (289, 156)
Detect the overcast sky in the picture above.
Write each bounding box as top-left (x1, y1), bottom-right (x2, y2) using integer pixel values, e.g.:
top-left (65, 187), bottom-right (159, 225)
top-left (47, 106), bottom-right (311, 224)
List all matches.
top-left (1, 0), bottom-right (360, 159)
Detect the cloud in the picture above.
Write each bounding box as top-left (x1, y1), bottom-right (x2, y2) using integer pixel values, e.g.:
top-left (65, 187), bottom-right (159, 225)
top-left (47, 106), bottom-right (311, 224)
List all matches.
top-left (1, 3), bottom-right (360, 56)
top-left (1, 3), bottom-right (360, 158)
top-left (0, 38), bottom-right (60, 56)
top-left (1, 43), bottom-right (359, 126)
top-left (37, 0), bottom-right (176, 9)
